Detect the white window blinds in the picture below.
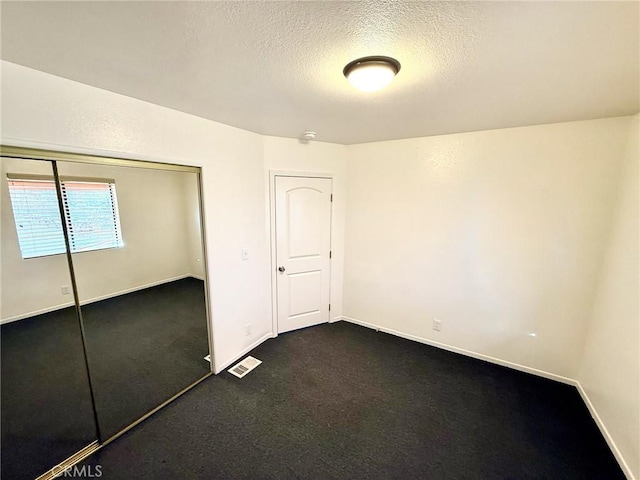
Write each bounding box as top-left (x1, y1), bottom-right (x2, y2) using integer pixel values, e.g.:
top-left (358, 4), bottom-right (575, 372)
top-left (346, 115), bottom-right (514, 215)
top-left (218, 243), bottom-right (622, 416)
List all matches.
top-left (62, 181), bottom-right (123, 253)
top-left (7, 177), bottom-right (124, 259)
top-left (6, 179), bottom-right (67, 258)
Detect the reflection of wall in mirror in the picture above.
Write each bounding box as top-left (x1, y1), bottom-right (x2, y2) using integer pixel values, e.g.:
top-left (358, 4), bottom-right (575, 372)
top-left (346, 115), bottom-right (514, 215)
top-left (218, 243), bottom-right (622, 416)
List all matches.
top-left (182, 172), bottom-right (204, 279)
top-left (0, 157), bottom-right (205, 322)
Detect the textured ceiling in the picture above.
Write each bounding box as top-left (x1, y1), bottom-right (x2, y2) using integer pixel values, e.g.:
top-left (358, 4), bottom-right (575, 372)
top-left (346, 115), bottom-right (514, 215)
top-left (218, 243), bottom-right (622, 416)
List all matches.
top-left (1, 1), bottom-right (638, 145)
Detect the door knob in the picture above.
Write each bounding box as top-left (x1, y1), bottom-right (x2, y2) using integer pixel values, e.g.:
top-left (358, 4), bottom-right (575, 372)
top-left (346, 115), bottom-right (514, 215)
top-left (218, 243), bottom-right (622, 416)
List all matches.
top-left (278, 266), bottom-right (285, 273)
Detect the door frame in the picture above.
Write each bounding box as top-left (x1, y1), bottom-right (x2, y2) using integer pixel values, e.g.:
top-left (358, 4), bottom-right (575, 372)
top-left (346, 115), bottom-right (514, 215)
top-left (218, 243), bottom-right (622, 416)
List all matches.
top-left (269, 170), bottom-right (334, 338)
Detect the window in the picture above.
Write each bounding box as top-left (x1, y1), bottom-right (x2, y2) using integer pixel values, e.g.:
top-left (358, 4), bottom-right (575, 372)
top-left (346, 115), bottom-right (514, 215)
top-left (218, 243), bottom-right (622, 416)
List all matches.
top-left (7, 175), bottom-right (124, 259)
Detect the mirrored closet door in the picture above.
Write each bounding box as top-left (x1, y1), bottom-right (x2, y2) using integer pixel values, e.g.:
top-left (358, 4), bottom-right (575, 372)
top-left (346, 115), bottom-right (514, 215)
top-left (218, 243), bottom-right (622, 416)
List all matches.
top-left (1, 149), bottom-right (212, 479)
top-left (1, 157), bottom-right (99, 480)
top-left (56, 160), bottom-right (211, 440)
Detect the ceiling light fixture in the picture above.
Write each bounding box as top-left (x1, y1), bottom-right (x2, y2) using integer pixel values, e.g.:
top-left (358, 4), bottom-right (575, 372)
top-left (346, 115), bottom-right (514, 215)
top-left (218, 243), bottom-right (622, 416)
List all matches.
top-left (343, 56), bottom-right (401, 92)
top-left (303, 131), bottom-right (317, 140)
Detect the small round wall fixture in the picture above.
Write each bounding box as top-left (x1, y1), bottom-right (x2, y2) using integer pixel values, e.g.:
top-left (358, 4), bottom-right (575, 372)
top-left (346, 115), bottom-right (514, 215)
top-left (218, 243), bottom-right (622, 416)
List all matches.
top-left (343, 56), bottom-right (401, 92)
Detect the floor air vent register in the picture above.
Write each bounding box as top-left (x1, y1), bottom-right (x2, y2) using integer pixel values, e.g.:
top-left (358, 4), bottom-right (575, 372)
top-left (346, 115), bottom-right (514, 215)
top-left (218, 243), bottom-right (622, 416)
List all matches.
top-left (228, 356), bottom-right (262, 378)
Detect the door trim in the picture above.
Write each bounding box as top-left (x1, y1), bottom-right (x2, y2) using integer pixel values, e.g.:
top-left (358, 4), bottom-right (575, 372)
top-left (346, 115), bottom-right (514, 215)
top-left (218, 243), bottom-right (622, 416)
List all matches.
top-left (268, 170), bottom-right (334, 338)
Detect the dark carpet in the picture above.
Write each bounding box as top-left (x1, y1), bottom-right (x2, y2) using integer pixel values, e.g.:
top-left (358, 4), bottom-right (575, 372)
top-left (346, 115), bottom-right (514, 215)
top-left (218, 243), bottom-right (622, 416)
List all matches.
top-left (1, 307), bottom-right (96, 480)
top-left (1, 277), bottom-right (210, 479)
top-left (82, 277), bottom-right (210, 439)
top-left (80, 321), bottom-right (624, 480)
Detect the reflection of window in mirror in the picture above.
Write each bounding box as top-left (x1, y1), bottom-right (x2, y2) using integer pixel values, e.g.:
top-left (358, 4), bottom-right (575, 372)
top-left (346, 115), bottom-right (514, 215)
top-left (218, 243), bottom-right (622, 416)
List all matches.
top-left (6, 174), bottom-right (124, 259)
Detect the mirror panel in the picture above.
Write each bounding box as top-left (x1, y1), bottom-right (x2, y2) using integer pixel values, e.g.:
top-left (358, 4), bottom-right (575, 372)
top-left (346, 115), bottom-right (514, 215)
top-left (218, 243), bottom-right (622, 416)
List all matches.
top-left (1, 157), bottom-right (98, 479)
top-left (56, 160), bottom-right (211, 440)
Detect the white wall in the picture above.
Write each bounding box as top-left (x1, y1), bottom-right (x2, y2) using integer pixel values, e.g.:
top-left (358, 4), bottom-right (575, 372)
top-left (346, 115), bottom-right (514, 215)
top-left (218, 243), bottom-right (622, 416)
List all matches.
top-left (263, 136), bottom-right (348, 325)
top-left (344, 117), bottom-right (631, 380)
top-left (0, 158), bottom-right (202, 321)
top-left (0, 61), bottom-right (272, 372)
top-left (181, 172), bottom-right (205, 279)
top-left (577, 114), bottom-right (639, 479)
top-left (1, 157), bottom-right (75, 320)
top-left (2, 60), bottom-right (637, 477)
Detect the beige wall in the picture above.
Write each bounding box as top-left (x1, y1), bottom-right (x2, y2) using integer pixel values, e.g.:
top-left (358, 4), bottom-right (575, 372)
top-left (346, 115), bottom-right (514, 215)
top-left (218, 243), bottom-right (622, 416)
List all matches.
top-left (344, 117), bottom-right (631, 380)
top-left (578, 114), bottom-right (639, 479)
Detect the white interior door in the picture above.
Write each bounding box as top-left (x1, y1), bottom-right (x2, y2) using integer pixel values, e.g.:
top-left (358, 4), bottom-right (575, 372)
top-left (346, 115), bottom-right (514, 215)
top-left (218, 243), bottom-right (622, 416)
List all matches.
top-left (275, 176), bottom-right (332, 334)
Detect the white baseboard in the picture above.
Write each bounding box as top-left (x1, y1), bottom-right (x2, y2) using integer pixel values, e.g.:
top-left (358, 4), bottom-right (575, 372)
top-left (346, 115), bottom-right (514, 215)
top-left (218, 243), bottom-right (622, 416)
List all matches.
top-left (1, 274), bottom-right (201, 324)
top-left (214, 333), bottom-right (272, 374)
top-left (340, 316), bottom-right (574, 384)
top-left (1, 300), bottom-right (76, 325)
top-left (575, 382), bottom-right (636, 480)
top-left (339, 315), bottom-right (635, 478)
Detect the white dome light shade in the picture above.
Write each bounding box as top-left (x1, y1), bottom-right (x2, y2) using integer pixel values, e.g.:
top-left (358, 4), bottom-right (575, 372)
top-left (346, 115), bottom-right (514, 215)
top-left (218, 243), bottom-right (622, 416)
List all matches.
top-left (343, 56), bottom-right (401, 92)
